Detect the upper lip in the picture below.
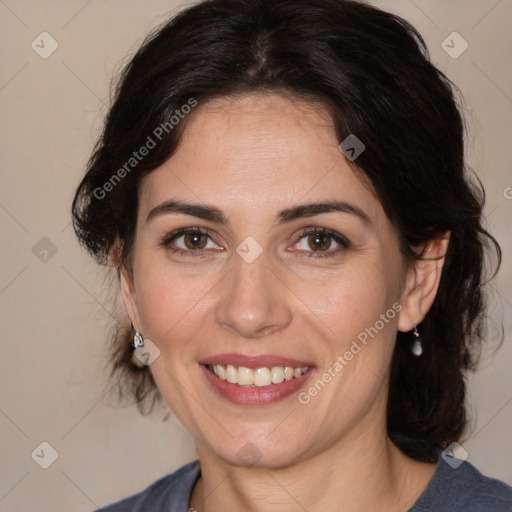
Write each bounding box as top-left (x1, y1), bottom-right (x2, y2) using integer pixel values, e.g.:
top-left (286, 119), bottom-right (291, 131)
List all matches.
top-left (200, 353), bottom-right (315, 369)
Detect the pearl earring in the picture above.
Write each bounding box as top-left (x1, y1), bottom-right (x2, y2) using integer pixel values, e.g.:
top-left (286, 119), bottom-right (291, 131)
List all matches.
top-left (411, 326), bottom-right (423, 356)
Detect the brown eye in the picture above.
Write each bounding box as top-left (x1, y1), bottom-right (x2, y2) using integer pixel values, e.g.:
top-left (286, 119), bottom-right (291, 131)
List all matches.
top-left (307, 232), bottom-right (332, 251)
top-left (161, 227), bottom-right (224, 256)
top-left (291, 227), bottom-right (350, 257)
top-left (183, 232), bottom-right (208, 250)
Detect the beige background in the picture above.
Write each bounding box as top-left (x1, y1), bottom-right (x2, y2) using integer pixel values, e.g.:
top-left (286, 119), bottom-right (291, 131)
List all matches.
top-left (0, 1), bottom-right (511, 510)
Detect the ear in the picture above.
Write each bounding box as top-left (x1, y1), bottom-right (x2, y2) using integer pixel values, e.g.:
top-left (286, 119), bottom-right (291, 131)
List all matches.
top-left (112, 240), bottom-right (142, 331)
top-left (120, 267), bottom-right (142, 331)
top-left (397, 232), bottom-right (450, 332)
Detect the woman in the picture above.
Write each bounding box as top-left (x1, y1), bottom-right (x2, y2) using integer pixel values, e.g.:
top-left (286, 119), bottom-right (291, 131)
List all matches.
top-left (72, 0), bottom-right (512, 510)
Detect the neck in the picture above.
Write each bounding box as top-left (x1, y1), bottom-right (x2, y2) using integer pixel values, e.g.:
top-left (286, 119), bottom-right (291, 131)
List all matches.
top-left (190, 429), bottom-right (435, 512)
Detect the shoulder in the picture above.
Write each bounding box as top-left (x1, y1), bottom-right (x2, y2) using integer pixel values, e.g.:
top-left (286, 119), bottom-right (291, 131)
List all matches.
top-left (454, 462), bottom-right (512, 512)
top-left (412, 456), bottom-right (512, 512)
top-left (96, 460), bottom-right (201, 512)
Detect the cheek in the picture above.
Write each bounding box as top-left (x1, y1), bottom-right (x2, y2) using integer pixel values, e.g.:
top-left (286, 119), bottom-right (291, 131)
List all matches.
top-left (289, 260), bottom-right (398, 339)
top-left (133, 257), bottom-right (214, 347)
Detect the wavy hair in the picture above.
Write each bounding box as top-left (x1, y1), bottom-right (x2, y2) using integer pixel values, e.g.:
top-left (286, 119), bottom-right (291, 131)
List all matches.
top-left (72, 0), bottom-right (501, 462)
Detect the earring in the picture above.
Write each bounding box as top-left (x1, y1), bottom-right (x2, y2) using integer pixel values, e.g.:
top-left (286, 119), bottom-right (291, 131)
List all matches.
top-left (130, 330), bottom-right (148, 368)
top-left (133, 330), bottom-right (144, 349)
top-left (411, 326), bottom-right (423, 356)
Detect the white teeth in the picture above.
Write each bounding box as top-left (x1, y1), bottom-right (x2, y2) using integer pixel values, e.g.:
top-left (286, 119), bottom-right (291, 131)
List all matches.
top-left (254, 367), bottom-right (271, 387)
top-left (217, 365), bottom-right (227, 380)
top-left (209, 364), bottom-right (309, 386)
top-left (271, 366), bottom-right (285, 384)
top-left (238, 367), bottom-right (254, 385)
top-left (226, 364), bottom-right (238, 383)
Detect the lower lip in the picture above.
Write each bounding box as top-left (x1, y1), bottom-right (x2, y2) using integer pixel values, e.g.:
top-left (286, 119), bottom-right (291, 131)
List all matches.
top-left (201, 365), bottom-right (314, 406)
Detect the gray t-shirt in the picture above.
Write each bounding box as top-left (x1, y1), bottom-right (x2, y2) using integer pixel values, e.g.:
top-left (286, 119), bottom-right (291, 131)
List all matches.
top-left (96, 456), bottom-right (512, 511)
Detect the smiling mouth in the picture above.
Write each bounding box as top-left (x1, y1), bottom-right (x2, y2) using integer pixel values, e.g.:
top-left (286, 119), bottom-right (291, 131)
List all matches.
top-left (206, 364), bottom-right (310, 387)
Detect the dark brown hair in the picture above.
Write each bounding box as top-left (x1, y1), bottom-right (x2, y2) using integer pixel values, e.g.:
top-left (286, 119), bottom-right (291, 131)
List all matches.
top-left (72, 0), bottom-right (501, 462)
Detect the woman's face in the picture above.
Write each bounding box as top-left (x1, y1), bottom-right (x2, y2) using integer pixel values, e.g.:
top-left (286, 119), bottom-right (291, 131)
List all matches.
top-left (123, 94), bottom-right (412, 467)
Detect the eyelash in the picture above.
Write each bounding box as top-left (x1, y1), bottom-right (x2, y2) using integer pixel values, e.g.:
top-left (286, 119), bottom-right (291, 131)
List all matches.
top-left (159, 226), bottom-right (350, 258)
top-left (292, 227), bottom-right (350, 258)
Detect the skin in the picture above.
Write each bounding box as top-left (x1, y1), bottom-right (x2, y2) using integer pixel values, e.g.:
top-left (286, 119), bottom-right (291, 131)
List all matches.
top-left (120, 94), bottom-right (449, 511)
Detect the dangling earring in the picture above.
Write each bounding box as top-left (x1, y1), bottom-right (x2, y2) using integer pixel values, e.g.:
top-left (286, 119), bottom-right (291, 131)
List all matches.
top-left (411, 326), bottom-right (423, 356)
top-left (131, 330), bottom-right (147, 368)
top-left (133, 330), bottom-right (144, 349)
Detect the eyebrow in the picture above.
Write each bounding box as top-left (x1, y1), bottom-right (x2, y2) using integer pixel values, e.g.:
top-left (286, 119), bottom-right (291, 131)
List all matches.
top-left (146, 199), bottom-right (371, 225)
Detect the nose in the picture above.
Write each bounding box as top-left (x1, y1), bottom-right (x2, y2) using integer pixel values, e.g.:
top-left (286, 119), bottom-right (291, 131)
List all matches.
top-left (214, 252), bottom-right (293, 339)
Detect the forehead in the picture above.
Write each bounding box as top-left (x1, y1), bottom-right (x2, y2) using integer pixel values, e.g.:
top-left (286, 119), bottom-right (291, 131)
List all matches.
top-left (139, 94), bottom-right (381, 225)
